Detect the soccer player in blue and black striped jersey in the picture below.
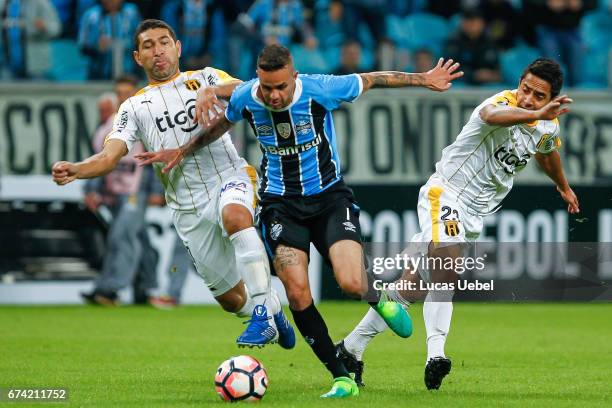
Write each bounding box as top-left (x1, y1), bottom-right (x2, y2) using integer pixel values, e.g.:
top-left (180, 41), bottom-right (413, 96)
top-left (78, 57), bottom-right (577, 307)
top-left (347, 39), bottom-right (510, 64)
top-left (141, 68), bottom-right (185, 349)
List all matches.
top-left (138, 44), bottom-right (463, 398)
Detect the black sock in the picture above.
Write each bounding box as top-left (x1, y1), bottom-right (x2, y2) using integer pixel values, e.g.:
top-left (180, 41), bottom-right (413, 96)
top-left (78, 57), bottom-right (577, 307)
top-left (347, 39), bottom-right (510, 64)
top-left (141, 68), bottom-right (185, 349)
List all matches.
top-left (290, 302), bottom-right (350, 379)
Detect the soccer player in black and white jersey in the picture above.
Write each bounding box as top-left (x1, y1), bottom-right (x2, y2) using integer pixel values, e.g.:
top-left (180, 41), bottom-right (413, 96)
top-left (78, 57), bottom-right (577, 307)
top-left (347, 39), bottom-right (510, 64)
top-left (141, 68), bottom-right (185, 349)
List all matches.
top-left (51, 19), bottom-right (295, 349)
top-left (337, 58), bottom-right (579, 391)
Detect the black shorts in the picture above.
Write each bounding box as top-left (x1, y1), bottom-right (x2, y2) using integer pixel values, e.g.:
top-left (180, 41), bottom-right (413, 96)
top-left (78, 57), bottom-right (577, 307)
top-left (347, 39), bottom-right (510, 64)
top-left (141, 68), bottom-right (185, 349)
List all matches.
top-left (259, 180), bottom-right (362, 262)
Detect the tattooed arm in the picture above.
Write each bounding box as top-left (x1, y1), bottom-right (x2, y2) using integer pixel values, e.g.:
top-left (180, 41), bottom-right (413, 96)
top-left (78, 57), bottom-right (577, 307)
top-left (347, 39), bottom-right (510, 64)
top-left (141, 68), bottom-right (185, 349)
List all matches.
top-left (180, 116), bottom-right (233, 157)
top-left (360, 58), bottom-right (463, 93)
top-left (134, 116), bottom-right (233, 173)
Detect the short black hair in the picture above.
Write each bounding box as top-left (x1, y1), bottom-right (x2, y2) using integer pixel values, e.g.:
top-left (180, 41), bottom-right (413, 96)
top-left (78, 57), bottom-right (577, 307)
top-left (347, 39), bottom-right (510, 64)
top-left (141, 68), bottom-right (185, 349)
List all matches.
top-left (520, 58), bottom-right (563, 98)
top-left (257, 44), bottom-right (292, 72)
top-left (133, 19), bottom-right (177, 51)
top-left (114, 74), bottom-right (138, 87)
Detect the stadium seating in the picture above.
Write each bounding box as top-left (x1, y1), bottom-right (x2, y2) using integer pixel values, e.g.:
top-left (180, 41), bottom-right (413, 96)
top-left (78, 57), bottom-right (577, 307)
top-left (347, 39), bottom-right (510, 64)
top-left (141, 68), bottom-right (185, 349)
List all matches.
top-left (500, 44), bottom-right (541, 85)
top-left (46, 40), bottom-right (88, 81)
top-left (388, 13), bottom-right (449, 55)
top-left (581, 10), bottom-right (612, 50)
top-left (290, 45), bottom-right (330, 74)
top-left (579, 10), bottom-right (611, 87)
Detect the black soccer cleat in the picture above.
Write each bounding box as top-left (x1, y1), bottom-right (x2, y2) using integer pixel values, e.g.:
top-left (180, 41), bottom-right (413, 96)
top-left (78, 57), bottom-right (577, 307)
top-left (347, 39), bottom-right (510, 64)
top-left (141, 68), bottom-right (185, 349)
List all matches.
top-left (335, 341), bottom-right (365, 387)
top-left (424, 357), bottom-right (452, 390)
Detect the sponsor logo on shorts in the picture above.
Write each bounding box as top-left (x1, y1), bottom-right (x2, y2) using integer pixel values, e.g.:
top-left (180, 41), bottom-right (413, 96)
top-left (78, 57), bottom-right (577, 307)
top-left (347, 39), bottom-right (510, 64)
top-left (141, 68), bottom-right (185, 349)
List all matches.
top-left (444, 220), bottom-right (460, 237)
top-left (270, 222), bottom-right (283, 240)
top-left (220, 181), bottom-right (247, 194)
top-left (276, 123), bottom-right (292, 139)
top-left (343, 221), bottom-right (356, 232)
top-left (227, 198), bottom-right (249, 207)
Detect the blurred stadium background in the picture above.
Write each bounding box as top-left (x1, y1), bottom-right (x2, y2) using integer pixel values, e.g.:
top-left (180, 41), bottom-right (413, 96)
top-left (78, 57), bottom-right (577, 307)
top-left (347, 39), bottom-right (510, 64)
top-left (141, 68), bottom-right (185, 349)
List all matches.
top-left (1, 0), bottom-right (611, 304)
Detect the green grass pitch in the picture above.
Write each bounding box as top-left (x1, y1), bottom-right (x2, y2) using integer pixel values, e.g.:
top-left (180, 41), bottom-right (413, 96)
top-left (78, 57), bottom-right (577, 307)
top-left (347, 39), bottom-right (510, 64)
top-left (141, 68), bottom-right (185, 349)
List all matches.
top-left (1, 302), bottom-right (610, 407)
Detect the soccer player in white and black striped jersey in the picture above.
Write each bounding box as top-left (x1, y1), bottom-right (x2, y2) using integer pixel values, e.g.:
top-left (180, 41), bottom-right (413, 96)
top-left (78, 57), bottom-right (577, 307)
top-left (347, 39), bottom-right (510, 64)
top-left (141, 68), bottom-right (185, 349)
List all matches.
top-left (52, 19), bottom-right (295, 349)
top-left (337, 58), bottom-right (579, 390)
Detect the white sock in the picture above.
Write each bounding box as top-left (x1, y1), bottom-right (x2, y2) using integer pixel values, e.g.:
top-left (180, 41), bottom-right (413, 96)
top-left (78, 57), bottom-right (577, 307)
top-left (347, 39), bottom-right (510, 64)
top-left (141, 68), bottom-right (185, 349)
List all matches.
top-left (234, 288), bottom-right (277, 332)
top-left (268, 288), bottom-right (281, 316)
top-left (423, 290), bottom-right (454, 362)
top-left (343, 308), bottom-right (387, 361)
top-left (230, 227), bottom-right (271, 307)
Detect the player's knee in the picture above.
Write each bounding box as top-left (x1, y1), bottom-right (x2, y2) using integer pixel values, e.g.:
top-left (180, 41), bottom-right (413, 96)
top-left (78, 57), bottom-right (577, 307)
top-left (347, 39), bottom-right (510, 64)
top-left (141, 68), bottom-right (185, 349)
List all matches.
top-left (285, 284), bottom-right (312, 310)
top-left (334, 264), bottom-right (363, 298)
top-left (217, 295), bottom-right (244, 313)
top-left (222, 205), bottom-right (253, 236)
top-left (216, 286), bottom-right (247, 313)
top-left (337, 274), bottom-right (363, 298)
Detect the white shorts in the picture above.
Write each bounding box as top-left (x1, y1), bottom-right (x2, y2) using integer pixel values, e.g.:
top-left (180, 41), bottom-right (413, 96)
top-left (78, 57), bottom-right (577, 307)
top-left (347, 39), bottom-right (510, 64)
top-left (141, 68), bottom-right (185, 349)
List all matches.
top-left (172, 165), bottom-right (258, 297)
top-left (411, 176), bottom-right (483, 248)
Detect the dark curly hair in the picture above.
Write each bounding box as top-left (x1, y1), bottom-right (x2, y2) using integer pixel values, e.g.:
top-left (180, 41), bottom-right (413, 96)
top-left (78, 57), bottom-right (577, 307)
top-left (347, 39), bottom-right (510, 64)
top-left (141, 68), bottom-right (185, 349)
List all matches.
top-left (520, 58), bottom-right (564, 98)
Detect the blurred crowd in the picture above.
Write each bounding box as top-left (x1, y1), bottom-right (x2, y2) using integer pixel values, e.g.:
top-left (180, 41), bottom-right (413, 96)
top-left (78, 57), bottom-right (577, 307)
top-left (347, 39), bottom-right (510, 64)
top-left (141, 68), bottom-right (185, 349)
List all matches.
top-left (1, 0), bottom-right (611, 87)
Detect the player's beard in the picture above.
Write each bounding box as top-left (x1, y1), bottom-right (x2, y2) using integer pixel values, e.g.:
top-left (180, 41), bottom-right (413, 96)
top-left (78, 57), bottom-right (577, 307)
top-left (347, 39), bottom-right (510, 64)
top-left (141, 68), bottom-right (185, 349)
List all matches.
top-left (149, 60), bottom-right (179, 82)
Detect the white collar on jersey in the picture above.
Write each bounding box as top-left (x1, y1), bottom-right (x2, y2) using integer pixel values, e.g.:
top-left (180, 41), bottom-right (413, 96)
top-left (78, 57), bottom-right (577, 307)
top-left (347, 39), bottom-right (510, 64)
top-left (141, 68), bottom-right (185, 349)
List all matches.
top-left (250, 77), bottom-right (303, 112)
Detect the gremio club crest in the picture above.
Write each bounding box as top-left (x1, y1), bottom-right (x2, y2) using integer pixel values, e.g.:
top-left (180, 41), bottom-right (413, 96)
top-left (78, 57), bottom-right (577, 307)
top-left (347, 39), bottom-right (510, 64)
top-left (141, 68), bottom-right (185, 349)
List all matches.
top-left (276, 123), bottom-right (292, 139)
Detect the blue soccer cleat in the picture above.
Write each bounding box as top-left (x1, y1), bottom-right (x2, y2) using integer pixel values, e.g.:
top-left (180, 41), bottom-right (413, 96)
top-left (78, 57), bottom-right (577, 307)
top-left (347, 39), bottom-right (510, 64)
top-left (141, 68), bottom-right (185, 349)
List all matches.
top-left (236, 304), bottom-right (278, 348)
top-left (273, 309), bottom-right (296, 349)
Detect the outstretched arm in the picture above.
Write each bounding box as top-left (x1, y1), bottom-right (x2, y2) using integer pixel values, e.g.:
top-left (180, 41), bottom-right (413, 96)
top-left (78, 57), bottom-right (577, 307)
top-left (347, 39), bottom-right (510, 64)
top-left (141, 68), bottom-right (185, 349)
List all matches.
top-left (480, 95), bottom-right (572, 127)
top-left (359, 58), bottom-right (463, 93)
top-left (135, 116), bottom-right (234, 173)
top-left (52, 139), bottom-right (127, 185)
top-left (536, 150), bottom-right (580, 214)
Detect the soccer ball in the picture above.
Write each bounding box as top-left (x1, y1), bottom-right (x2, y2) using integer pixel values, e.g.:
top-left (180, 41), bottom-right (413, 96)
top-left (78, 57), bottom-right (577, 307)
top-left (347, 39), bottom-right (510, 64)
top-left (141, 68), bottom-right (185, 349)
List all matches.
top-left (214, 355), bottom-right (268, 402)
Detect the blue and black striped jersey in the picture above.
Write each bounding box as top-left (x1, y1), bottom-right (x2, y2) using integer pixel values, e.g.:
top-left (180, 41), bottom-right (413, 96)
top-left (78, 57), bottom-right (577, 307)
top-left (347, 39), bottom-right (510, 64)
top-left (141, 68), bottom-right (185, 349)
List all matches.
top-left (225, 74), bottom-right (363, 197)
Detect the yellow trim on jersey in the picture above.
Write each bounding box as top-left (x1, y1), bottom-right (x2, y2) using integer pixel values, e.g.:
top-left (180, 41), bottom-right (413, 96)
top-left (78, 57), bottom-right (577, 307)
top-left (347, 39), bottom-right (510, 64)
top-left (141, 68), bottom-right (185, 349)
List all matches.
top-left (491, 90), bottom-right (518, 108)
top-left (536, 133), bottom-right (562, 153)
top-left (137, 71), bottom-right (183, 93)
top-left (213, 68), bottom-right (238, 84)
top-left (491, 90), bottom-right (541, 127)
top-left (246, 165), bottom-right (258, 209)
top-left (428, 186), bottom-right (444, 245)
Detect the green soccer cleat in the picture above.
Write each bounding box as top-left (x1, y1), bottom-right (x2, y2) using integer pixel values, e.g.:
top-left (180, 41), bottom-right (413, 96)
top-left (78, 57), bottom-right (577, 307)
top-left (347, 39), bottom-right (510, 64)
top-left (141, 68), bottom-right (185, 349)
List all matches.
top-left (372, 295), bottom-right (413, 338)
top-left (320, 376), bottom-right (359, 398)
